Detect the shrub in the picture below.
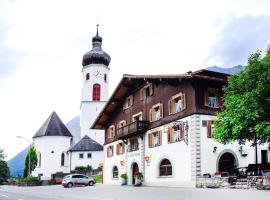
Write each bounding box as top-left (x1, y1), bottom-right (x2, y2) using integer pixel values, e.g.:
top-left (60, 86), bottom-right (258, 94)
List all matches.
top-left (74, 166), bottom-right (87, 171)
top-left (92, 174), bottom-right (102, 183)
top-left (120, 173), bottom-right (128, 180)
top-left (17, 176), bottom-right (39, 183)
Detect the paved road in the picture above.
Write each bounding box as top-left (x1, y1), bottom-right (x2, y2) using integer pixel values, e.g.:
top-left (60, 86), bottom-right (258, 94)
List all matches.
top-left (0, 185), bottom-right (269, 200)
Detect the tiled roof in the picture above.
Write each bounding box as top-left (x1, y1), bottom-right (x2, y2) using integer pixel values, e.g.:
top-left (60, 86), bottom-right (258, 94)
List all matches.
top-left (68, 135), bottom-right (103, 152)
top-left (33, 111), bottom-right (73, 138)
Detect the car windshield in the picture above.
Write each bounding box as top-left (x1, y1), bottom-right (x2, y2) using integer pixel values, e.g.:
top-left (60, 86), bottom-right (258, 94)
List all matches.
top-left (64, 175), bottom-right (71, 179)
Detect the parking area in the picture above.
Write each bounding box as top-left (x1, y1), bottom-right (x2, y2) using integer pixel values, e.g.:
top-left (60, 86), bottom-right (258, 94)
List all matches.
top-left (0, 184), bottom-right (270, 200)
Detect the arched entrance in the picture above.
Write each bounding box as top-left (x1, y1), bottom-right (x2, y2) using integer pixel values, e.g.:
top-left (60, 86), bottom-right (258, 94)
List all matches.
top-left (131, 162), bottom-right (139, 185)
top-left (218, 152), bottom-right (236, 173)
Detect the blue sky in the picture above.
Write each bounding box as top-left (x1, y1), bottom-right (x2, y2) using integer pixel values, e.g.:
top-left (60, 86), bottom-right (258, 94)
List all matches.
top-left (1, 0), bottom-right (270, 160)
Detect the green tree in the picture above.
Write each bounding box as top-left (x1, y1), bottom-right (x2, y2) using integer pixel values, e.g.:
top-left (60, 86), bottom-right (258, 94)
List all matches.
top-left (23, 146), bottom-right (38, 177)
top-left (214, 46), bottom-right (270, 145)
top-left (0, 148), bottom-right (10, 184)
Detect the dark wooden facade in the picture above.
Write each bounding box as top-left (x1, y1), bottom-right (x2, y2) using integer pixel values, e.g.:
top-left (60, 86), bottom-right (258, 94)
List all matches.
top-left (91, 70), bottom-right (228, 144)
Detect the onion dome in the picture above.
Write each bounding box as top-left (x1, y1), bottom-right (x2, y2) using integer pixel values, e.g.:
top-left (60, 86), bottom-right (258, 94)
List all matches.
top-left (82, 24), bottom-right (111, 67)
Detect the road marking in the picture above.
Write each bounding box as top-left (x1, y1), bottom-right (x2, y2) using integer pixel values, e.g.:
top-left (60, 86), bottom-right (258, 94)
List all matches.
top-left (0, 194), bottom-right (8, 197)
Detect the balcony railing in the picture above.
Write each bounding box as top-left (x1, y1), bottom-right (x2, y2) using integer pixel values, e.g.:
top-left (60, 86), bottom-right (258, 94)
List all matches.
top-left (116, 120), bottom-right (150, 139)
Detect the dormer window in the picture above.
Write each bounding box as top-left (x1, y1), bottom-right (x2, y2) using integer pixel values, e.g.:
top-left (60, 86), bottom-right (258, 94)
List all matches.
top-left (204, 88), bottom-right (221, 108)
top-left (123, 95), bottom-right (133, 109)
top-left (86, 73), bottom-right (90, 81)
top-left (140, 83), bottom-right (153, 100)
top-left (149, 103), bottom-right (163, 122)
top-left (168, 92), bottom-right (186, 115)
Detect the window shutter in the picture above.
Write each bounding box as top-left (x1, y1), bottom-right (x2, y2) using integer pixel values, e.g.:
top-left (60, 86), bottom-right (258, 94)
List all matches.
top-left (158, 130), bottom-right (162, 145)
top-left (180, 125), bottom-right (184, 141)
top-left (117, 123), bottom-right (120, 130)
top-left (167, 128), bottom-right (172, 143)
top-left (140, 89), bottom-right (144, 100)
top-left (182, 93), bottom-right (186, 110)
top-left (149, 84), bottom-right (153, 96)
top-left (160, 104), bottom-right (164, 118)
top-left (204, 89), bottom-right (209, 106)
top-left (107, 147), bottom-right (109, 157)
top-left (130, 95), bottom-right (134, 106)
top-left (148, 134), bottom-right (151, 148)
top-left (116, 144), bottom-right (119, 155)
top-left (112, 126), bottom-right (115, 137)
top-left (112, 146), bottom-right (114, 156)
top-left (168, 99), bottom-right (172, 115)
top-left (149, 108), bottom-right (153, 122)
top-left (207, 120), bottom-right (212, 138)
top-left (217, 92), bottom-right (222, 108)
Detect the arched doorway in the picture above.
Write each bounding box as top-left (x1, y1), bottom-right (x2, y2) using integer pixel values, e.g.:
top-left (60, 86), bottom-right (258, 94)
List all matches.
top-left (218, 152), bottom-right (236, 173)
top-left (131, 162), bottom-right (139, 185)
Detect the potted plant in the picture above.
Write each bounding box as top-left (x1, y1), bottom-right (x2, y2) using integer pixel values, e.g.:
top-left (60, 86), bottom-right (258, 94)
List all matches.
top-left (120, 173), bottom-right (128, 185)
top-left (134, 172), bottom-right (143, 186)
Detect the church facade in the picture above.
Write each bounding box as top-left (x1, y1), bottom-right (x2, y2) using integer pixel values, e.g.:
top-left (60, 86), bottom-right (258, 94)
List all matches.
top-left (32, 26), bottom-right (110, 180)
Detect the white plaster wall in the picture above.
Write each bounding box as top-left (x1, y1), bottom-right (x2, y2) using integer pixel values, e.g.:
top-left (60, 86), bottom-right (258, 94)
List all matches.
top-left (103, 141), bottom-right (126, 185)
top-left (200, 114), bottom-right (269, 175)
top-left (70, 151), bottom-right (104, 170)
top-left (144, 117), bottom-right (193, 187)
top-left (80, 63), bottom-right (109, 144)
top-left (32, 136), bottom-right (71, 180)
top-left (80, 103), bottom-right (105, 145)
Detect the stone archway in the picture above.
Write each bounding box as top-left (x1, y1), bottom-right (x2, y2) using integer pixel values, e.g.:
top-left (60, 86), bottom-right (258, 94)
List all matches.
top-left (218, 152), bottom-right (237, 173)
top-left (131, 162), bottom-right (139, 185)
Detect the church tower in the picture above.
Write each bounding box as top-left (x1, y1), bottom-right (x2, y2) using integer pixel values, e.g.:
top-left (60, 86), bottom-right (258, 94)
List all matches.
top-left (80, 25), bottom-right (111, 145)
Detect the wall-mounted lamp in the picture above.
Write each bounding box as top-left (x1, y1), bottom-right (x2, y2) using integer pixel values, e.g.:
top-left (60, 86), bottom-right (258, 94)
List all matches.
top-left (213, 146), bottom-right (217, 153)
top-left (144, 156), bottom-right (150, 162)
top-left (120, 160), bottom-right (125, 166)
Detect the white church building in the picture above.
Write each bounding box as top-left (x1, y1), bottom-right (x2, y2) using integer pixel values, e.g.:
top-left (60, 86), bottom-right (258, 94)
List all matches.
top-left (32, 25), bottom-right (111, 180)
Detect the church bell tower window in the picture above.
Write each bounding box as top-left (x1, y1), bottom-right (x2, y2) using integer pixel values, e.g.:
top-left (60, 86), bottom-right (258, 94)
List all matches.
top-left (86, 73), bottom-right (90, 81)
top-left (93, 83), bottom-right (101, 101)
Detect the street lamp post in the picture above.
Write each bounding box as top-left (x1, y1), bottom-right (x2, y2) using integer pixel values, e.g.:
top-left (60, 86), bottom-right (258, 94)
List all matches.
top-left (17, 136), bottom-right (32, 176)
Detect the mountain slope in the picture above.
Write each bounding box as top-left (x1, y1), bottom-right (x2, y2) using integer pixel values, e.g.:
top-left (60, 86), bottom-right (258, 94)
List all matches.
top-left (206, 65), bottom-right (244, 75)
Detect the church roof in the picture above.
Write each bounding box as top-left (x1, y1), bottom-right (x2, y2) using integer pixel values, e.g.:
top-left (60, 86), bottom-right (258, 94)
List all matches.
top-left (82, 24), bottom-right (111, 67)
top-left (68, 135), bottom-right (103, 152)
top-left (33, 111), bottom-right (73, 138)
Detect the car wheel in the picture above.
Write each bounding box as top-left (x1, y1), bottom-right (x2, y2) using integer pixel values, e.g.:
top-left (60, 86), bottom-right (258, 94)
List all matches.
top-left (88, 181), bottom-right (94, 186)
top-left (67, 182), bottom-right (73, 188)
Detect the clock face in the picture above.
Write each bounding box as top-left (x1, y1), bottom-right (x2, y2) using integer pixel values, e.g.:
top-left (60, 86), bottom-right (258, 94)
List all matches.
top-left (93, 70), bottom-right (102, 78)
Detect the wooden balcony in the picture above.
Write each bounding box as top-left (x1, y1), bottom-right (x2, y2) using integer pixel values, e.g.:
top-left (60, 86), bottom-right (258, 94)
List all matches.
top-left (116, 120), bottom-right (150, 139)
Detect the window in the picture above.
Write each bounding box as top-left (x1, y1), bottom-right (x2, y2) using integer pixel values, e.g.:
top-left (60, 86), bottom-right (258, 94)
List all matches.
top-left (148, 131), bottom-right (162, 148)
top-left (104, 74), bottom-right (107, 82)
top-left (87, 153), bottom-right (92, 159)
top-left (132, 112), bottom-right (143, 122)
top-left (112, 166), bottom-right (119, 179)
top-left (38, 152), bottom-right (41, 167)
top-left (160, 159), bottom-right (172, 176)
top-left (167, 125), bottom-right (184, 143)
top-left (206, 120), bottom-right (214, 138)
top-left (86, 73), bottom-right (90, 81)
top-left (123, 95), bottom-right (133, 109)
top-left (168, 92), bottom-right (186, 115)
top-left (61, 153), bottom-right (65, 166)
top-left (128, 137), bottom-right (139, 152)
top-left (93, 83), bottom-right (101, 101)
top-left (116, 142), bottom-right (125, 155)
top-left (204, 88), bottom-right (221, 108)
top-left (79, 153), bottom-right (84, 159)
top-left (140, 83), bottom-right (153, 100)
top-left (149, 103), bottom-right (163, 122)
top-left (117, 120), bottom-right (126, 129)
top-left (108, 125), bottom-right (115, 138)
top-left (107, 146), bottom-right (114, 157)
